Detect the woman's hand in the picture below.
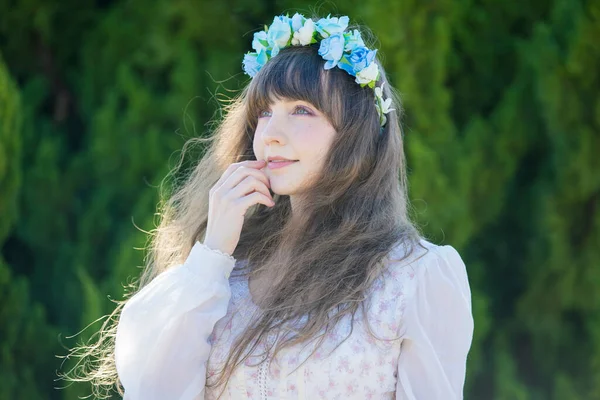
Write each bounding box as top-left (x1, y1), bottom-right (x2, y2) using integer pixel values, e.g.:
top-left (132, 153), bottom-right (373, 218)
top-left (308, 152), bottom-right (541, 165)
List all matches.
top-left (203, 159), bottom-right (274, 256)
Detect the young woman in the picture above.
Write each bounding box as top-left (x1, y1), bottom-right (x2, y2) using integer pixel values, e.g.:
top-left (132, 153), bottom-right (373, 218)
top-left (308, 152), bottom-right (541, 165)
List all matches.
top-left (77, 13), bottom-right (474, 400)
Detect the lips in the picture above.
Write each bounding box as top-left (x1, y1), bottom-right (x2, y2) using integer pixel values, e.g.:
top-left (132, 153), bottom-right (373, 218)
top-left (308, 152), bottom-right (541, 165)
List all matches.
top-left (267, 157), bottom-right (298, 162)
top-left (267, 159), bottom-right (298, 169)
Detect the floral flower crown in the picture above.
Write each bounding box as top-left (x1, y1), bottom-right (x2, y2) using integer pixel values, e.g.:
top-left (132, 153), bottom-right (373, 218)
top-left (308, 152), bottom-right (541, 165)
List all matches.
top-left (242, 13), bottom-right (394, 127)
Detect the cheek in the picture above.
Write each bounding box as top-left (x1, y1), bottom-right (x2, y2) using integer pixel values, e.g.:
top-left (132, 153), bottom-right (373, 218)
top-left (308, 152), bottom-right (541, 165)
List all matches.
top-left (252, 132), bottom-right (263, 158)
top-left (302, 127), bottom-right (335, 162)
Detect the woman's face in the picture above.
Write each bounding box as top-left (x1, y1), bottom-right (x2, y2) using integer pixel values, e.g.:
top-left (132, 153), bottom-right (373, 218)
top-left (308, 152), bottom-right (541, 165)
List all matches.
top-left (253, 98), bottom-right (337, 196)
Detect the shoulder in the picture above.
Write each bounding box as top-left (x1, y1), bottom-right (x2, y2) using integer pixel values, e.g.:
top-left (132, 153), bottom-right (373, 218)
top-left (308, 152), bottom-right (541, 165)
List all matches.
top-left (384, 238), bottom-right (471, 315)
top-left (374, 238), bottom-right (469, 312)
top-left (385, 238), bottom-right (465, 277)
top-left (363, 239), bottom-right (470, 335)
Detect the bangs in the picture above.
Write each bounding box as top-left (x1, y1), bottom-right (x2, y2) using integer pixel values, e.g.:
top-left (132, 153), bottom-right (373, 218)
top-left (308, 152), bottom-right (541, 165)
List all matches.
top-left (246, 45), bottom-right (355, 128)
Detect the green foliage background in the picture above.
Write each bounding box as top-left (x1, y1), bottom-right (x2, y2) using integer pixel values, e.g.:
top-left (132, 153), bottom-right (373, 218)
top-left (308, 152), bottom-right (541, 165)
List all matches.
top-left (0, 0), bottom-right (598, 399)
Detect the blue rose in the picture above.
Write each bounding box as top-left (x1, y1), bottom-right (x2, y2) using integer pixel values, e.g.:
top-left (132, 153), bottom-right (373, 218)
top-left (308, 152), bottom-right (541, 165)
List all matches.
top-left (343, 29), bottom-right (365, 52)
top-left (318, 32), bottom-right (345, 69)
top-left (252, 31), bottom-right (268, 52)
top-left (338, 46), bottom-right (377, 76)
top-left (315, 15), bottom-right (349, 38)
top-left (337, 60), bottom-right (354, 75)
top-left (348, 46), bottom-right (377, 72)
top-left (267, 15), bottom-right (292, 57)
top-left (291, 13), bottom-right (305, 32)
top-left (242, 49), bottom-right (269, 77)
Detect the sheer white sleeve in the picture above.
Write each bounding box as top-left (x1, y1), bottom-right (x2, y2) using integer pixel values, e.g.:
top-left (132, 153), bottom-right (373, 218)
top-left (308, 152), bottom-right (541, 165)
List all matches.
top-left (396, 245), bottom-right (474, 400)
top-left (115, 242), bottom-right (236, 400)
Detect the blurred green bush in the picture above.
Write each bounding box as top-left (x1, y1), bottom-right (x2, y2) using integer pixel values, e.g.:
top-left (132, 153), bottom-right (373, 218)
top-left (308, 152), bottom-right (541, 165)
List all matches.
top-left (0, 0), bottom-right (598, 399)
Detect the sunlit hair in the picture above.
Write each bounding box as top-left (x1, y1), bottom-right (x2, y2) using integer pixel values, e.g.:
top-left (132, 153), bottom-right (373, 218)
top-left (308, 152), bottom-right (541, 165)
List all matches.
top-left (60, 20), bottom-right (425, 399)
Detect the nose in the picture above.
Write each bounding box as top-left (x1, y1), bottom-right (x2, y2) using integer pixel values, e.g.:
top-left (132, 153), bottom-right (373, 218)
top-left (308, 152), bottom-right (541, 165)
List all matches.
top-left (259, 112), bottom-right (288, 146)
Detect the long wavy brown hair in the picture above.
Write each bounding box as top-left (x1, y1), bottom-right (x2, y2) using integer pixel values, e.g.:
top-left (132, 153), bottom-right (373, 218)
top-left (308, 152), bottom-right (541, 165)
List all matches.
top-left (61, 19), bottom-right (424, 399)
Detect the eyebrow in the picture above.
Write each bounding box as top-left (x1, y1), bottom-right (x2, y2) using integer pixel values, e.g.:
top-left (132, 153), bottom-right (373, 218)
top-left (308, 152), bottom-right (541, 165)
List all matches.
top-left (261, 96), bottom-right (321, 114)
top-left (268, 98), bottom-right (314, 107)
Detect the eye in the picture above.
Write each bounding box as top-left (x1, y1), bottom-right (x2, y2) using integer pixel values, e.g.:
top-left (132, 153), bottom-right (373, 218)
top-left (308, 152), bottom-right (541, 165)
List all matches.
top-left (258, 105), bottom-right (313, 118)
top-left (294, 106), bottom-right (312, 115)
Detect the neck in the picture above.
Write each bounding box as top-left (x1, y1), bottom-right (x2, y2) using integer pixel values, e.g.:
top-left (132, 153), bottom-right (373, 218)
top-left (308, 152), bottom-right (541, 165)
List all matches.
top-left (289, 194), bottom-right (308, 220)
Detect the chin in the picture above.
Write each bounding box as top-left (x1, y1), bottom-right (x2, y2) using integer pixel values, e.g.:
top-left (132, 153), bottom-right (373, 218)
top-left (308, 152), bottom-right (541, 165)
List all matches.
top-left (270, 173), bottom-right (316, 195)
top-left (269, 178), bottom-right (303, 195)
top-left (270, 185), bottom-right (296, 196)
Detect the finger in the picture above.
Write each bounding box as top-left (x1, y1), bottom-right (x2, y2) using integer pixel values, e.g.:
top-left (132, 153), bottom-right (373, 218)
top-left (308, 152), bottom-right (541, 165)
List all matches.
top-left (230, 176), bottom-right (272, 200)
top-left (237, 192), bottom-right (275, 211)
top-left (215, 160), bottom-right (266, 189)
top-left (221, 166), bottom-right (270, 191)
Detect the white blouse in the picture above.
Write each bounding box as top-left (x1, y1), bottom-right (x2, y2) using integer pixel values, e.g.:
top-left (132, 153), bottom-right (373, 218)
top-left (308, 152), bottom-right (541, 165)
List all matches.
top-left (115, 239), bottom-right (474, 399)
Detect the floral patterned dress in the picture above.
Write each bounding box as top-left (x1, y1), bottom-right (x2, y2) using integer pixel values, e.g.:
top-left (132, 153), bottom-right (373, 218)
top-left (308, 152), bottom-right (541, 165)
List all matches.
top-left (115, 239), bottom-right (474, 399)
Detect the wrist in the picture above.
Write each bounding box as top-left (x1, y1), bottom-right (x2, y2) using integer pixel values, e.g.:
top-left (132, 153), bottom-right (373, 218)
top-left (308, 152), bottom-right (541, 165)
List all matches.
top-left (202, 240), bottom-right (233, 258)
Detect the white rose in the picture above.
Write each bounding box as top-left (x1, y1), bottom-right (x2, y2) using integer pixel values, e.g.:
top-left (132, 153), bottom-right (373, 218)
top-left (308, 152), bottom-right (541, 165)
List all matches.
top-left (381, 97), bottom-right (393, 113)
top-left (375, 84), bottom-right (393, 113)
top-left (355, 62), bottom-right (379, 85)
top-left (292, 19), bottom-right (316, 46)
